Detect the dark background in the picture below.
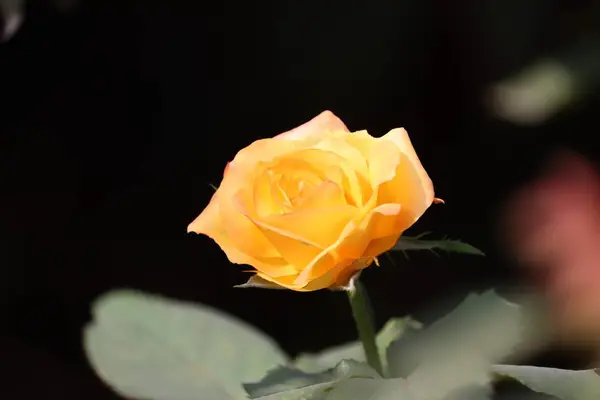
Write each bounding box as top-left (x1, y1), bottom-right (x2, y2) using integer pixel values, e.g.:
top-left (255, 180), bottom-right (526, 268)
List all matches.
top-left (1, 0), bottom-right (600, 398)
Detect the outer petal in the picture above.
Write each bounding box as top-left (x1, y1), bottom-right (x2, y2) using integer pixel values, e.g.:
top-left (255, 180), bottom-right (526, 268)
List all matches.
top-left (187, 195), bottom-right (297, 277)
top-left (329, 257), bottom-right (374, 288)
top-left (253, 272), bottom-right (312, 292)
top-left (254, 256), bottom-right (371, 292)
top-left (376, 155), bottom-right (432, 231)
top-left (301, 256), bottom-right (374, 291)
top-left (284, 204), bottom-right (399, 290)
top-left (355, 127), bottom-right (435, 235)
top-left (256, 253), bottom-right (340, 292)
top-left (292, 221), bottom-right (358, 286)
top-left (193, 138), bottom-right (303, 260)
top-left (217, 164), bottom-right (281, 259)
top-left (345, 128), bottom-right (434, 207)
top-left (380, 128), bottom-right (434, 212)
top-left (187, 191), bottom-right (220, 236)
top-left (193, 167), bottom-right (281, 262)
top-left (362, 234), bottom-right (402, 257)
top-left (276, 110), bottom-right (349, 140)
top-left (336, 203), bottom-right (404, 259)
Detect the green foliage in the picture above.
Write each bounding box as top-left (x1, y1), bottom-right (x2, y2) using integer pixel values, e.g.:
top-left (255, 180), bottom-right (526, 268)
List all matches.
top-left (84, 290), bottom-right (287, 400)
top-left (84, 289), bottom-right (600, 400)
top-left (294, 317), bottom-right (422, 376)
top-left (493, 365), bottom-right (600, 400)
top-left (244, 359), bottom-right (382, 399)
top-left (244, 356), bottom-right (490, 400)
top-left (386, 290), bottom-right (523, 378)
top-left (393, 234), bottom-right (485, 256)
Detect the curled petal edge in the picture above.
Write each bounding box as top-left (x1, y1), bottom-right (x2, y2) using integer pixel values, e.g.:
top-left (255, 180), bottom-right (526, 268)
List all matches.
top-left (276, 110), bottom-right (350, 140)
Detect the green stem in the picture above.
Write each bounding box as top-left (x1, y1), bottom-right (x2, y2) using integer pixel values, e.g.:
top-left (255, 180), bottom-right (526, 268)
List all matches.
top-left (347, 280), bottom-right (384, 376)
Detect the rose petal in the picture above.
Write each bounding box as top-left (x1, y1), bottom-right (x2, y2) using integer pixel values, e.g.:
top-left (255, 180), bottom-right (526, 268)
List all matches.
top-left (376, 151), bottom-right (433, 229)
top-left (343, 130), bottom-right (376, 159)
top-left (330, 258), bottom-right (374, 288)
top-left (188, 196), bottom-right (296, 277)
top-left (199, 137), bottom-right (303, 260)
top-left (276, 110), bottom-right (349, 140)
top-left (268, 256), bottom-right (369, 292)
top-left (314, 137), bottom-right (369, 177)
top-left (237, 188), bottom-right (357, 270)
top-left (345, 128), bottom-right (434, 214)
top-left (251, 208), bottom-right (381, 292)
top-left (336, 203), bottom-right (404, 259)
top-left (187, 191), bottom-right (220, 235)
top-left (314, 137), bottom-right (372, 207)
top-left (215, 163), bottom-right (282, 258)
top-left (262, 253), bottom-right (340, 291)
top-left (282, 148), bottom-right (369, 206)
top-left (262, 206), bottom-right (357, 248)
top-left (367, 137), bottom-right (402, 187)
top-left (380, 128), bottom-right (434, 210)
top-left (253, 272), bottom-right (307, 291)
top-left (293, 221), bottom-right (358, 286)
top-left (301, 258), bottom-right (364, 291)
top-left (297, 257), bottom-right (374, 291)
top-left (219, 195), bottom-right (281, 258)
top-left (295, 180), bottom-right (348, 210)
top-left (362, 235), bottom-right (401, 258)
top-left (230, 137), bottom-right (299, 171)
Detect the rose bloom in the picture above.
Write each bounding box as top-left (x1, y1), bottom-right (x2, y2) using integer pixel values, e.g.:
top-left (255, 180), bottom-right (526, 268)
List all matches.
top-left (188, 111), bottom-right (437, 291)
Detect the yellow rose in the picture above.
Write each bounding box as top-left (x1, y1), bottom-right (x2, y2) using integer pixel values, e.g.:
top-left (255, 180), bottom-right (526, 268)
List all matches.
top-left (188, 111), bottom-right (437, 291)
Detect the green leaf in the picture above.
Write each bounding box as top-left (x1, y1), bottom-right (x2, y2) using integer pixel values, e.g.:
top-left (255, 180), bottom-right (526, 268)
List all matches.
top-left (393, 236), bottom-right (485, 256)
top-left (244, 359), bottom-right (381, 399)
top-left (247, 357), bottom-right (492, 400)
top-left (379, 291), bottom-right (523, 400)
top-left (293, 317), bottom-right (422, 376)
top-left (323, 365), bottom-right (492, 400)
top-left (260, 291), bottom-right (527, 400)
top-left (324, 377), bottom-right (419, 400)
top-left (84, 290), bottom-right (288, 400)
top-left (324, 375), bottom-right (489, 400)
top-left (493, 365), bottom-right (600, 400)
top-left (406, 355), bottom-right (493, 400)
top-left (387, 290), bottom-right (523, 378)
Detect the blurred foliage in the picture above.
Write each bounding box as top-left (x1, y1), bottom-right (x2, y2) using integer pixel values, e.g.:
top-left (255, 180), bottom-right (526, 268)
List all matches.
top-left (393, 234), bottom-right (486, 257)
top-left (85, 289), bottom-right (600, 399)
top-left (85, 290), bottom-right (287, 400)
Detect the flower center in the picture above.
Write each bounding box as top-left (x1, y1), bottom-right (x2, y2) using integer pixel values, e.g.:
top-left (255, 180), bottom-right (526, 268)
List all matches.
top-left (269, 168), bottom-right (320, 213)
